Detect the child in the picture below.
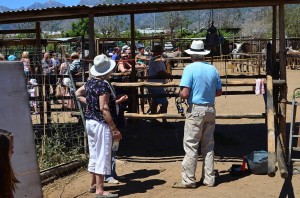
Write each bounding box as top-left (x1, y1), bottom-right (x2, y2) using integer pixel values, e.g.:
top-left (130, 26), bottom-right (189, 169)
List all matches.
top-left (0, 129), bottom-right (19, 198)
top-left (28, 79), bottom-right (39, 115)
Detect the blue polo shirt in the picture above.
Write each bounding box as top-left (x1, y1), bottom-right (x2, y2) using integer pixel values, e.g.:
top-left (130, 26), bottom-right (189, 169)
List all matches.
top-left (180, 62), bottom-right (222, 105)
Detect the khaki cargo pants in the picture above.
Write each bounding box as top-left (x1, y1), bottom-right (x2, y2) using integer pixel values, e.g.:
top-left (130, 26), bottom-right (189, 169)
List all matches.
top-left (181, 104), bottom-right (215, 186)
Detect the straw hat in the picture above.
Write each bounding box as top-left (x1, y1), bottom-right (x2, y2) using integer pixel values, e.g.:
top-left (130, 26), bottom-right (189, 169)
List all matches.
top-left (184, 40), bottom-right (210, 55)
top-left (90, 54), bottom-right (116, 77)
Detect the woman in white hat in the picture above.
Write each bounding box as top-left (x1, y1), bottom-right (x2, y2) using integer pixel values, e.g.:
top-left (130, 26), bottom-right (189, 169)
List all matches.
top-left (75, 54), bottom-right (123, 198)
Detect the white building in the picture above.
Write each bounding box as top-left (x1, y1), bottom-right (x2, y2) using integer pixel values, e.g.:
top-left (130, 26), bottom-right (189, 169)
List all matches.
top-left (137, 28), bottom-right (165, 34)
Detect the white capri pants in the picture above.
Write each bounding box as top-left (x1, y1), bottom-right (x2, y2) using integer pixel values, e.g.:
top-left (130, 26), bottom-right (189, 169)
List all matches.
top-left (86, 119), bottom-right (112, 175)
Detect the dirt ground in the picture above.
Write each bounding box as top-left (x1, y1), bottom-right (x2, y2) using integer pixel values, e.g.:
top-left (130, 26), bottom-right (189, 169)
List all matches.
top-left (43, 69), bottom-right (300, 198)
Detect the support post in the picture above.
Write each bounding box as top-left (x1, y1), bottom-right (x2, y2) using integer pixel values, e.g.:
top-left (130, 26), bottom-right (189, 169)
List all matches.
top-left (266, 43), bottom-right (276, 177)
top-left (277, 134), bottom-right (289, 178)
top-left (272, 6), bottom-right (277, 69)
top-left (35, 21), bottom-right (44, 124)
top-left (278, 0), bottom-right (288, 155)
top-left (96, 39), bottom-right (99, 55)
top-left (81, 35), bottom-right (85, 82)
top-left (88, 13), bottom-right (95, 73)
top-left (130, 13), bottom-right (138, 114)
top-left (272, 4), bottom-right (288, 178)
top-left (85, 13), bottom-right (95, 155)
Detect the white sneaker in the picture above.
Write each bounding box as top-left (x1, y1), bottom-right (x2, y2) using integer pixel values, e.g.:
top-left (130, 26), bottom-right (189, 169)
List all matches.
top-left (107, 178), bottom-right (119, 184)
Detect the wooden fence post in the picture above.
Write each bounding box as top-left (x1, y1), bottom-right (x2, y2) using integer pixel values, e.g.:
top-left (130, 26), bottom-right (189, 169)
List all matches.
top-left (266, 42), bottom-right (276, 177)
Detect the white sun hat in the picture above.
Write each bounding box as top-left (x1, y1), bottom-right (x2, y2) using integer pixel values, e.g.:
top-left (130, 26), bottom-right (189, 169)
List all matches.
top-left (185, 40), bottom-right (210, 55)
top-left (121, 45), bottom-right (130, 53)
top-left (29, 79), bottom-right (38, 86)
top-left (90, 54), bottom-right (116, 77)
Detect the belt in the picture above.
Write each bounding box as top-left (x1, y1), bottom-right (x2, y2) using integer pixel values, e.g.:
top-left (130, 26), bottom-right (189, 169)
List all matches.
top-left (189, 103), bottom-right (214, 107)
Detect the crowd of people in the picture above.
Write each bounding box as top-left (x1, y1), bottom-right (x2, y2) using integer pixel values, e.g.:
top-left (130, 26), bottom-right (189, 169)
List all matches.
top-left (73, 40), bottom-right (222, 197)
top-left (0, 49), bottom-right (87, 113)
top-left (0, 40), bottom-right (222, 197)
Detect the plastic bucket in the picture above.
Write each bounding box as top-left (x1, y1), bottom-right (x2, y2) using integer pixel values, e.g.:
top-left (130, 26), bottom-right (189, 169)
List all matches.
top-left (245, 150), bottom-right (268, 175)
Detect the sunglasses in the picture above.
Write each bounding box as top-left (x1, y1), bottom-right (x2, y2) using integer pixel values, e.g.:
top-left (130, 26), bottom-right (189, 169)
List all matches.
top-left (121, 56), bottom-right (128, 58)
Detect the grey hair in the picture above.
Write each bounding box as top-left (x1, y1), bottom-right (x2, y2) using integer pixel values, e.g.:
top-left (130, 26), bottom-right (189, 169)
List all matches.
top-left (91, 72), bottom-right (112, 80)
top-left (190, 54), bottom-right (205, 61)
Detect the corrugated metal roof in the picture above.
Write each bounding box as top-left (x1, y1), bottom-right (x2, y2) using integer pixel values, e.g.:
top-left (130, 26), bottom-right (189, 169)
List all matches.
top-left (0, 0), bottom-right (298, 24)
top-left (47, 37), bottom-right (78, 42)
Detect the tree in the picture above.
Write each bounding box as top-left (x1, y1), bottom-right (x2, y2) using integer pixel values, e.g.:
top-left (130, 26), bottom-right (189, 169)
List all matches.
top-left (178, 12), bottom-right (191, 34)
top-left (62, 18), bottom-right (89, 37)
top-left (163, 11), bottom-right (187, 39)
top-left (285, 5), bottom-right (300, 38)
top-left (95, 16), bottom-right (127, 37)
top-left (120, 29), bottom-right (142, 38)
top-left (215, 8), bottom-right (242, 29)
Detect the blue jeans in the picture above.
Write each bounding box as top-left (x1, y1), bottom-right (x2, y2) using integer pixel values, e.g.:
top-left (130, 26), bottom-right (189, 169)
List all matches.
top-left (148, 87), bottom-right (168, 104)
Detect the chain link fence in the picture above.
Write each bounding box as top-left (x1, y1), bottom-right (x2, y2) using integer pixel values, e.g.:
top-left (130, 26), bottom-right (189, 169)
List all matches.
top-left (1, 44), bottom-right (269, 182)
top-left (2, 50), bottom-right (89, 174)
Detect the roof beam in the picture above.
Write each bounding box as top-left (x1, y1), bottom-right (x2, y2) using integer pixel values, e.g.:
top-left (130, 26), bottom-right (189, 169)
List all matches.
top-left (0, 0), bottom-right (298, 24)
top-left (0, 29), bottom-right (36, 34)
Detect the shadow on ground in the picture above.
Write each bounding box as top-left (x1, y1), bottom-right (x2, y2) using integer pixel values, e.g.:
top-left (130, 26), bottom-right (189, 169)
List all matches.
top-left (118, 120), bottom-right (268, 160)
top-left (105, 169), bottom-right (166, 197)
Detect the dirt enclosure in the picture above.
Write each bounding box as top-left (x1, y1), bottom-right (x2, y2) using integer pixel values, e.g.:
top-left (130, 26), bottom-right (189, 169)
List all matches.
top-left (43, 70), bottom-right (300, 198)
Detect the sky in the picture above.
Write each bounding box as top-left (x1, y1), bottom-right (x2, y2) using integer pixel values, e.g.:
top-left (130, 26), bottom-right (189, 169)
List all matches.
top-left (0, 0), bottom-right (80, 9)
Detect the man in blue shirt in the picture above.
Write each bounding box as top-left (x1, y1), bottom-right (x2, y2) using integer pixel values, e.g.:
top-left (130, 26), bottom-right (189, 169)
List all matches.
top-left (173, 40), bottom-right (222, 189)
top-left (111, 47), bottom-right (120, 61)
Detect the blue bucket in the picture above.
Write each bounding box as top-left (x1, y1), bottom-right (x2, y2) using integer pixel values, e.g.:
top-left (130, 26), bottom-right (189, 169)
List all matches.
top-left (245, 150), bottom-right (268, 175)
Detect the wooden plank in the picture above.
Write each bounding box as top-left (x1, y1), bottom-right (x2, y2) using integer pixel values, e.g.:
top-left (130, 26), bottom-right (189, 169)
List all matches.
top-left (71, 112), bottom-right (265, 119)
top-left (0, 39), bottom-right (48, 46)
top-left (138, 74), bottom-right (268, 80)
top-left (111, 81), bottom-right (257, 87)
top-left (277, 135), bottom-right (288, 178)
top-left (220, 75), bottom-right (266, 79)
top-left (136, 91), bottom-right (256, 98)
top-left (287, 53), bottom-right (300, 58)
top-left (0, 29), bottom-right (36, 34)
top-left (111, 81), bottom-right (179, 87)
top-left (88, 12), bottom-right (95, 73)
top-left (0, 0), bottom-right (297, 24)
top-left (266, 42), bottom-right (276, 177)
top-left (278, 1), bottom-right (288, 156)
top-left (125, 113), bottom-right (185, 119)
top-left (267, 74), bottom-right (276, 177)
top-left (29, 95), bottom-right (72, 101)
top-left (77, 80), bottom-right (284, 90)
top-left (129, 13), bottom-right (138, 115)
top-left (123, 113), bottom-right (265, 119)
top-left (36, 22), bottom-right (44, 124)
top-left (111, 80), bottom-right (282, 87)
